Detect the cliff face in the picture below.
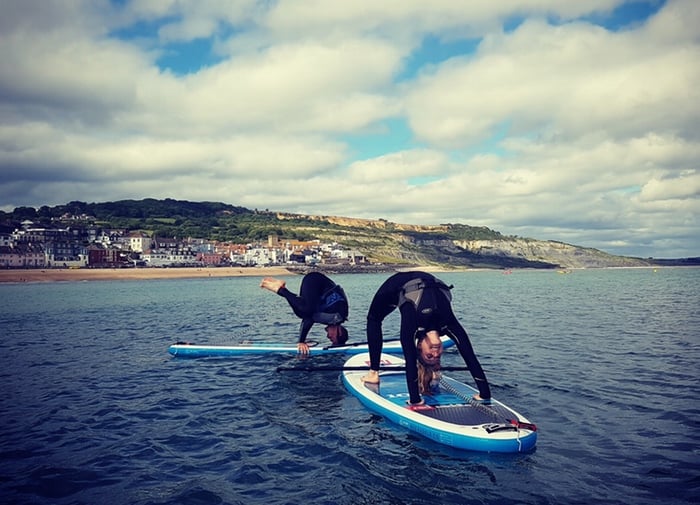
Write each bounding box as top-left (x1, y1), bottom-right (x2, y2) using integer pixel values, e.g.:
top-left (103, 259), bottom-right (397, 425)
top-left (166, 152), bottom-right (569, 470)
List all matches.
top-left (277, 212), bottom-right (447, 232)
top-left (450, 239), bottom-right (652, 269)
top-left (277, 211), bottom-right (654, 269)
top-left (7, 200), bottom-right (691, 270)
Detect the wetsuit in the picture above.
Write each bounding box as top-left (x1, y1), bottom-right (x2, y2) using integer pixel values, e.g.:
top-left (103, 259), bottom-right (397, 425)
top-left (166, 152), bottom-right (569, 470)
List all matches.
top-left (277, 272), bottom-right (348, 343)
top-left (366, 271), bottom-right (491, 404)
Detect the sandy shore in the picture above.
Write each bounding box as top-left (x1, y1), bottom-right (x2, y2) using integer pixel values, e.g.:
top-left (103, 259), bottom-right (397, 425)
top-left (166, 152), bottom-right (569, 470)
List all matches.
top-left (0, 263), bottom-right (484, 284)
top-left (0, 266), bottom-right (297, 283)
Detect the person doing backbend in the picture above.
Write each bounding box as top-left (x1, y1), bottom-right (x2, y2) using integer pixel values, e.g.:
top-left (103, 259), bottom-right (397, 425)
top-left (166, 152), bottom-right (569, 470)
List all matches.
top-left (261, 272), bottom-right (349, 354)
top-left (362, 271), bottom-right (491, 405)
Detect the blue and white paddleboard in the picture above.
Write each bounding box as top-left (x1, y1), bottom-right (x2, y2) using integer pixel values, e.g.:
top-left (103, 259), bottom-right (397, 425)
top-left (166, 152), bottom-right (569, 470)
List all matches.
top-left (342, 353), bottom-right (537, 453)
top-left (168, 335), bottom-right (454, 357)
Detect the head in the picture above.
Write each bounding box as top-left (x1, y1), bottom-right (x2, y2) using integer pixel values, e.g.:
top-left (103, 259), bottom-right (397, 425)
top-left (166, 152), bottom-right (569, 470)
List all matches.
top-left (417, 330), bottom-right (444, 366)
top-left (325, 324), bottom-right (348, 346)
top-left (416, 330), bottom-right (443, 395)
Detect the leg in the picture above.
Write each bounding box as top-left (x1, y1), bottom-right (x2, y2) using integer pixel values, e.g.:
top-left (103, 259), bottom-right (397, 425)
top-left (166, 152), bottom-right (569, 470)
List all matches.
top-left (363, 316), bottom-right (383, 383)
top-left (273, 272), bottom-right (331, 319)
top-left (262, 276), bottom-right (309, 318)
top-left (296, 272), bottom-right (334, 313)
top-left (399, 304), bottom-right (422, 404)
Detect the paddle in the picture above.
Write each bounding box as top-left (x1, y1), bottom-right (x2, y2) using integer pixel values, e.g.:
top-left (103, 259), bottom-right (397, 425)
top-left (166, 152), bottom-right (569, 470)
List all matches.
top-left (276, 365), bottom-right (472, 372)
top-left (322, 337), bottom-right (400, 350)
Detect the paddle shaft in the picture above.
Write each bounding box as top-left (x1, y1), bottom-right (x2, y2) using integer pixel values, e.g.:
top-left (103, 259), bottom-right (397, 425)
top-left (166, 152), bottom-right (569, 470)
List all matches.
top-left (276, 365), bottom-right (471, 372)
top-left (325, 337), bottom-right (400, 350)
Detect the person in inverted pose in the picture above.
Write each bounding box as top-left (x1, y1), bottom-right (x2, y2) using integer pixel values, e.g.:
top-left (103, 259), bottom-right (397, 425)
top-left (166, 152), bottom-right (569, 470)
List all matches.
top-left (362, 271), bottom-right (491, 406)
top-left (260, 271), bottom-right (349, 354)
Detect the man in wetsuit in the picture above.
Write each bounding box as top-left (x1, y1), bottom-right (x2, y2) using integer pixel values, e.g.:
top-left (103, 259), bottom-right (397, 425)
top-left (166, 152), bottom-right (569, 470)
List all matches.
top-left (261, 272), bottom-right (349, 354)
top-left (361, 271), bottom-right (491, 405)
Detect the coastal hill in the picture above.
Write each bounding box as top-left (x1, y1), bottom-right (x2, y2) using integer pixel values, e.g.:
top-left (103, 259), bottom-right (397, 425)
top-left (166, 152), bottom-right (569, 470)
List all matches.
top-left (3, 198), bottom-right (697, 270)
top-left (276, 211), bottom-right (659, 269)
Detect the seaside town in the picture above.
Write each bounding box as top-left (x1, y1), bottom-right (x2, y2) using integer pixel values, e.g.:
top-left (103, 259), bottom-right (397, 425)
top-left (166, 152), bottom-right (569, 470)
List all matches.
top-left (0, 215), bottom-right (368, 270)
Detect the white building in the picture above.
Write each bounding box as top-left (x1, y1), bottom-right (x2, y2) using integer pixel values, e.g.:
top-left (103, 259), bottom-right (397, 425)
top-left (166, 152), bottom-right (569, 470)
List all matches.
top-left (141, 250), bottom-right (198, 267)
top-left (128, 232), bottom-right (152, 253)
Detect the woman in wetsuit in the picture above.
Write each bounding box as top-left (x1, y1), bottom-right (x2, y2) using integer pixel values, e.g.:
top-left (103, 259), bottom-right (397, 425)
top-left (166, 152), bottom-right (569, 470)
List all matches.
top-left (362, 271), bottom-right (491, 405)
top-left (261, 271), bottom-right (349, 354)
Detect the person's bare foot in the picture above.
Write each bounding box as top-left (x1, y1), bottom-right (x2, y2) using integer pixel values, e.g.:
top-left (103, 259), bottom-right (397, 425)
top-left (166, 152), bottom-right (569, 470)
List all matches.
top-left (361, 369), bottom-right (380, 384)
top-left (260, 277), bottom-right (286, 293)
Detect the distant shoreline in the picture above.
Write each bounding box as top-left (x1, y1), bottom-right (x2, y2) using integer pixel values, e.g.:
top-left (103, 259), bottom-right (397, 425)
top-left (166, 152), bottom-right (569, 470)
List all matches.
top-left (0, 264), bottom-right (436, 283)
top-left (3, 263), bottom-right (687, 284)
top-left (0, 266), bottom-right (297, 283)
top-left (0, 263), bottom-right (476, 284)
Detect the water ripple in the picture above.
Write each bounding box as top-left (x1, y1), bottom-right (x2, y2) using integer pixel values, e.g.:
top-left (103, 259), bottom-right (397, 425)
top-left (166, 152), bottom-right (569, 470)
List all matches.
top-left (1, 270), bottom-right (698, 504)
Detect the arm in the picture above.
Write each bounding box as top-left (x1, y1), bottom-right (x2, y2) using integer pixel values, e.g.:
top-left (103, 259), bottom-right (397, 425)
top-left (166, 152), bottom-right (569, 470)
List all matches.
top-left (298, 318), bottom-right (313, 344)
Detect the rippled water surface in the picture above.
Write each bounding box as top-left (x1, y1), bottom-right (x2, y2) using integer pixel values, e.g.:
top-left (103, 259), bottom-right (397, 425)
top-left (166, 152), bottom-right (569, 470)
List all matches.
top-left (1, 268), bottom-right (698, 504)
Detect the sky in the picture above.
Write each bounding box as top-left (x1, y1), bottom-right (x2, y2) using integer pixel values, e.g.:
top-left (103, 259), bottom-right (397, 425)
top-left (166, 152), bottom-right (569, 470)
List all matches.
top-left (0, 0), bottom-right (698, 259)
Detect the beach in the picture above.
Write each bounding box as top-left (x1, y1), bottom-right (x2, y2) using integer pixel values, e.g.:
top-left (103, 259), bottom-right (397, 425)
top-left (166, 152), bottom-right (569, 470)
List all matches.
top-left (0, 263), bottom-right (480, 284)
top-left (0, 266), bottom-right (296, 283)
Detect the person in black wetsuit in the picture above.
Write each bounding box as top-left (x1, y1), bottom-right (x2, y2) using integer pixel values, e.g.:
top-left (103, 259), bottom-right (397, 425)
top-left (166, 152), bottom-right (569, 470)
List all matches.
top-left (361, 271), bottom-right (491, 406)
top-left (260, 272), bottom-right (349, 354)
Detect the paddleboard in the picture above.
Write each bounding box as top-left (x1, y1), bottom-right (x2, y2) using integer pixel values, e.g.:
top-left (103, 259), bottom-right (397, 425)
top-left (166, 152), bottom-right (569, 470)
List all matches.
top-left (342, 353), bottom-right (537, 453)
top-left (168, 335), bottom-right (454, 357)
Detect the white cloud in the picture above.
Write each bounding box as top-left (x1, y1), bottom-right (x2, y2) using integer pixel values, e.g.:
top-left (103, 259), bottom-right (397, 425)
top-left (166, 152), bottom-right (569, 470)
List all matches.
top-left (263, 0), bottom-right (626, 39)
top-left (0, 0), bottom-right (698, 258)
top-left (347, 149), bottom-right (449, 183)
top-left (405, 16), bottom-right (700, 148)
top-left (639, 171), bottom-right (700, 201)
top-left (115, 37), bottom-right (403, 136)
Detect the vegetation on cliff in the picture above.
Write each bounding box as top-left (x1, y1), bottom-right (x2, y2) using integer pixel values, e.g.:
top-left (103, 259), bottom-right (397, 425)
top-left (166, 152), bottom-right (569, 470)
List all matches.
top-left (2, 198), bottom-right (696, 269)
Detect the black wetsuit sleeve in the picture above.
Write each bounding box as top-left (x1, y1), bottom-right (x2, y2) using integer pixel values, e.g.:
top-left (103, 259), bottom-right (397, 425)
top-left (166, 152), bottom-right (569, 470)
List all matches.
top-left (298, 318), bottom-right (313, 344)
top-left (440, 311), bottom-right (492, 399)
top-left (277, 286), bottom-right (315, 342)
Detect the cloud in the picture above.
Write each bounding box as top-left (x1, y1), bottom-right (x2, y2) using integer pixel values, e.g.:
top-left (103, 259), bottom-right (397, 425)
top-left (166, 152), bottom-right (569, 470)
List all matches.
top-left (0, 0), bottom-right (698, 259)
top-left (347, 149), bottom-right (450, 183)
top-left (405, 16), bottom-right (700, 148)
top-left (169, 38), bottom-right (403, 133)
top-left (639, 171), bottom-right (700, 201)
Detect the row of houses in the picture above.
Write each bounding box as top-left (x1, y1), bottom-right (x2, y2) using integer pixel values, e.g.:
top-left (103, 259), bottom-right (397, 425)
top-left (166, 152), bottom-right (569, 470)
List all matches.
top-left (0, 222), bottom-right (367, 269)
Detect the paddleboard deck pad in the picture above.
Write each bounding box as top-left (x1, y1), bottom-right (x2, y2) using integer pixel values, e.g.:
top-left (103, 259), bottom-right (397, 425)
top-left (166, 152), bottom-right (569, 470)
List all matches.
top-left (168, 335), bottom-right (454, 357)
top-left (342, 353), bottom-right (537, 453)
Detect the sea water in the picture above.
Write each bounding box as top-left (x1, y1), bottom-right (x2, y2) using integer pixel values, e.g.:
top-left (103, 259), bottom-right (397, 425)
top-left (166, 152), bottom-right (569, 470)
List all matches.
top-left (0, 268), bottom-right (698, 505)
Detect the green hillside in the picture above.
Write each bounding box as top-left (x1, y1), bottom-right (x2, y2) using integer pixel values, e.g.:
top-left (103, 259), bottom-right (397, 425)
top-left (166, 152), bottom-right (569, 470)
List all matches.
top-left (3, 198), bottom-right (696, 269)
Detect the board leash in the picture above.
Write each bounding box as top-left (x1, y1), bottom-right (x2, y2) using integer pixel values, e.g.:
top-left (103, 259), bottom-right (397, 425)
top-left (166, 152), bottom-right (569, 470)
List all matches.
top-left (438, 377), bottom-right (536, 433)
top-left (437, 377), bottom-right (526, 452)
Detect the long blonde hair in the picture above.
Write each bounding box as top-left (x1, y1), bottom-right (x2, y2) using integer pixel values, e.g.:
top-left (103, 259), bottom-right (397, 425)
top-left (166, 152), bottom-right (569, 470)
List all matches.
top-left (416, 330), bottom-right (443, 395)
top-left (417, 361), bottom-right (438, 395)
